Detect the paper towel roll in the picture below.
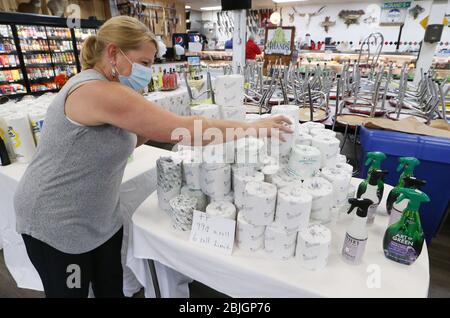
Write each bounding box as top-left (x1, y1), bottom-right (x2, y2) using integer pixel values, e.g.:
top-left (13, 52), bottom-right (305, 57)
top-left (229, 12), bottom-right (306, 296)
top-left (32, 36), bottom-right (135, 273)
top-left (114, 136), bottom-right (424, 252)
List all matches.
top-left (220, 105), bottom-right (246, 121)
top-left (191, 104), bottom-right (220, 119)
top-left (287, 145), bottom-right (321, 180)
top-left (208, 190), bottom-right (234, 203)
top-left (180, 150), bottom-right (202, 190)
top-left (200, 163), bottom-right (231, 198)
top-left (296, 224), bottom-right (331, 271)
top-left (270, 167), bottom-right (301, 189)
top-left (206, 201), bottom-right (237, 220)
top-left (214, 74), bottom-right (245, 107)
top-left (169, 194), bottom-right (197, 231)
top-left (236, 212), bottom-right (265, 252)
top-left (243, 181), bottom-right (277, 225)
top-left (300, 121), bottom-right (325, 133)
top-left (157, 155), bottom-right (183, 211)
top-left (233, 170), bottom-right (264, 210)
top-left (0, 116), bottom-right (16, 160)
top-left (271, 105), bottom-right (299, 132)
top-left (302, 177), bottom-right (334, 223)
top-left (29, 109), bottom-right (46, 146)
top-left (4, 113), bottom-right (36, 163)
top-left (295, 131), bottom-right (313, 146)
top-left (275, 184), bottom-right (313, 233)
top-left (264, 223), bottom-right (298, 260)
top-left (321, 167), bottom-right (352, 207)
top-left (309, 128), bottom-right (337, 138)
top-left (181, 186), bottom-right (207, 211)
top-left (311, 136), bottom-right (340, 168)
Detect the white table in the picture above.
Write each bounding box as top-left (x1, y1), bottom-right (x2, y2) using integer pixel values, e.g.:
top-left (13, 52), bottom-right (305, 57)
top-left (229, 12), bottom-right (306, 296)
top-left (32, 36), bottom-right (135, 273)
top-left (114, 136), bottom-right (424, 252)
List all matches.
top-left (0, 145), bottom-right (173, 297)
top-left (131, 179), bottom-right (430, 298)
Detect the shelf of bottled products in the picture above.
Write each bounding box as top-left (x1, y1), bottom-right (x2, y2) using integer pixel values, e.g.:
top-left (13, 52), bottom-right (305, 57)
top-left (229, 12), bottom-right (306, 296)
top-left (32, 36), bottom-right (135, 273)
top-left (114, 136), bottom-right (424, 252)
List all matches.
top-left (0, 12), bottom-right (101, 98)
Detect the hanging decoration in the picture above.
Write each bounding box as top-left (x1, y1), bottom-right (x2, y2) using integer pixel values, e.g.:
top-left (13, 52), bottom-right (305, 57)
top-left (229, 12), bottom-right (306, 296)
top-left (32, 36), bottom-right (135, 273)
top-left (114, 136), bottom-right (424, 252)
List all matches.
top-left (293, 6), bottom-right (326, 27)
top-left (409, 5), bottom-right (425, 20)
top-left (320, 16), bottom-right (336, 33)
top-left (338, 10), bottom-right (365, 28)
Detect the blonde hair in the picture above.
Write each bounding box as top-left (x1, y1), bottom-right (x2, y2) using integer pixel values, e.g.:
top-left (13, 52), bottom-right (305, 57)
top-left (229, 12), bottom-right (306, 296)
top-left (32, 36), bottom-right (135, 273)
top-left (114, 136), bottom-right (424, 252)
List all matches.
top-left (80, 16), bottom-right (158, 70)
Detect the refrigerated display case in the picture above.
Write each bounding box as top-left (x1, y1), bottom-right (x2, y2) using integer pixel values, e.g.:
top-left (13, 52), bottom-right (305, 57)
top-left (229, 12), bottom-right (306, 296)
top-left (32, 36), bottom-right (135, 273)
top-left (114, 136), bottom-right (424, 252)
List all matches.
top-left (0, 24), bottom-right (26, 97)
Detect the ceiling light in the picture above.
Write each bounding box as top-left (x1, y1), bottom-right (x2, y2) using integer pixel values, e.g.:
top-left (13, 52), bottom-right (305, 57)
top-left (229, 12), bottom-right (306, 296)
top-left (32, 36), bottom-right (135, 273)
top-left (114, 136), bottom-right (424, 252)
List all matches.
top-left (273, 0), bottom-right (307, 3)
top-left (185, 5), bottom-right (191, 9)
top-left (270, 11), bottom-right (281, 25)
top-left (200, 6), bottom-right (222, 11)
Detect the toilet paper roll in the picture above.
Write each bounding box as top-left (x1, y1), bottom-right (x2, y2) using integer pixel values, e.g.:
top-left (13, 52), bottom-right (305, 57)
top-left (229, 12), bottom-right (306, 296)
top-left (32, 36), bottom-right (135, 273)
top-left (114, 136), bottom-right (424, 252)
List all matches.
top-left (0, 116), bottom-right (16, 160)
top-left (245, 114), bottom-right (261, 122)
top-left (180, 150), bottom-right (202, 190)
top-left (321, 167), bottom-right (352, 207)
top-left (206, 201), bottom-right (237, 220)
top-left (268, 133), bottom-right (294, 162)
top-left (299, 121), bottom-right (325, 133)
top-left (264, 223), bottom-right (298, 260)
top-left (191, 104), bottom-right (220, 119)
top-left (334, 162), bottom-right (353, 175)
top-left (309, 128), bottom-right (337, 138)
top-left (302, 177), bottom-right (334, 223)
top-left (287, 145), bottom-right (321, 180)
top-left (336, 154), bottom-right (347, 164)
top-left (232, 164), bottom-right (257, 184)
top-left (339, 183), bottom-right (357, 217)
top-left (203, 142), bottom-right (235, 164)
top-left (261, 164), bottom-right (280, 183)
top-left (296, 224), bottom-right (331, 270)
top-left (181, 186), bottom-right (207, 211)
top-left (4, 113), bottom-right (36, 163)
top-left (200, 163), bottom-right (231, 198)
top-left (311, 136), bottom-right (340, 168)
top-left (214, 74), bottom-right (245, 107)
top-left (208, 190), bottom-right (234, 203)
top-left (295, 131), bottom-right (313, 146)
top-left (270, 168), bottom-right (301, 189)
top-left (236, 212), bottom-right (265, 252)
top-left (220, 105), bottom-right (246, 121)
top-left (233, 171), bottom-right (264, 210)
top-left (29, 109), bottom-right (46, 146)
top-left (169, 194), bottom-right (197, 231)
top-left (243, 181), bottom-right (277, 225)
top-left (275, 184), bottom-right (313, 233)
top-left (235, 137), bottom-right (265, 166)
top-left (271, 105), bottom-right (299, 132)
top-left (157, 155), bottom-right (183, 211)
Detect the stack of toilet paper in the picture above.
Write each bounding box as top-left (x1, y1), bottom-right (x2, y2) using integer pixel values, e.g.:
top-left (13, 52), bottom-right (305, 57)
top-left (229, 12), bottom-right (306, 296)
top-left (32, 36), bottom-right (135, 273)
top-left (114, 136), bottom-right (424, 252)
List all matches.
top-left (180, 149), bottom-right (202, 190)
top-left (203, 142), bottom-right (235, 164)
top-left (233, 170), bottom-right (264, 210)
top-left (236, 212), bottom-right (265, 252)
top-left (299, 122), bottom-right (325, 134)
top-left (270, 168), bottom-right (301, 189)
top-left (311, 135), bottom-right (340, 168)
top-left (287, 144), bottom-right (321, 180)
top-left (242, 181), bottom-right (277, 225)
top-left (214, 74), bottom-right (245, 107)
top-left (208, 190), bottom-right (234, 203)
top-left (321, 166), bottom-right (352, 208)
top-left (157, 155), bottom-right (183, 211)
top-left (275, 184), bottom-right (313, 233)
top-left (309, 128), bottom-right (337, 139)
top-left (181, 186), bottom-right (207, 212)
top-left (169, 194), bottom-right (197, 231)
top-left (271, 105), bottom-right (299, 133)
top-left (206, 201), bottom-right (237, 220)
top-left (191, 104), bottom-right (220, 119)
top-left (295, 131), bottom-right (313, 146)
top-left (235, 136), bottom-right (265, 167)
top-left (200, 163), bottom-right (231, 199)
top-left (302, 177), bottom-right (334, 223)
top-left (296, 224), bottom-right (331, 270)
top-left (264, 223), bottom-right (298, 260)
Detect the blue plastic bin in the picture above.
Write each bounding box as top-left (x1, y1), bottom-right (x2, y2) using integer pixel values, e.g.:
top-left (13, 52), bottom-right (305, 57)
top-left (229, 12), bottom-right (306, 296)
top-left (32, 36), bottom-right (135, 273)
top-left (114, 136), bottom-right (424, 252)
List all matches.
top-left (359, 126), bottom-right (450, 243)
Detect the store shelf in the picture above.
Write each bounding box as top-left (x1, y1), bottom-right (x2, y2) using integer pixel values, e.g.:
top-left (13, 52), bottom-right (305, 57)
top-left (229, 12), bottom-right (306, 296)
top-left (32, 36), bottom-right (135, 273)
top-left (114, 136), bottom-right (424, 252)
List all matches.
top-left (22, 50), bottom-right (51, 54)
top-left (25, 63), bottom-right (54, 67)
top-left (0, 79), bottom-right (23, 85)
top-left (0, 51), bottom-right (17, 54)
top-left (29, 77), bottom-right (55, 82)
top-left (0, 91), bottom-right (27, 97)
top-left (0, 66), bottom-right (20, 70)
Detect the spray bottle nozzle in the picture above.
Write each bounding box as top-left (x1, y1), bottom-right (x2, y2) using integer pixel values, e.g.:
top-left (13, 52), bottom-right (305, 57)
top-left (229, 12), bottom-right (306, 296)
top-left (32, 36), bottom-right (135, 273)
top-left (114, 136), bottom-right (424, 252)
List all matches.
top-left (395, 188), bottom-right (430, 212)
top-left (368, 169), bottom-right (389, 185)
top-left (347, 198), bottom-right (374, 217)
top-left (403, 176), bottom-right (426, 190)
top-left (364, 152), bottom-right (387, 169)
top-left (397, 157), bottom-right (421, 174)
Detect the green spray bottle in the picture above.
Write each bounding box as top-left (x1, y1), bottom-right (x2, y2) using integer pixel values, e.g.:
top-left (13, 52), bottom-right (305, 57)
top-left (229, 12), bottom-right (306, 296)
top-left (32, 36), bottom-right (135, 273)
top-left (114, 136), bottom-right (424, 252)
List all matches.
top-left (358, 169), bottom-right (389, 225)
top-left (388, 176), bottom-right (426, 226)
top-left (357, 152), bottom-right (387, 200)
top-left (383, 188), bottom-right (430, 265)
top-left (386, 157), bottom-right (421, 215)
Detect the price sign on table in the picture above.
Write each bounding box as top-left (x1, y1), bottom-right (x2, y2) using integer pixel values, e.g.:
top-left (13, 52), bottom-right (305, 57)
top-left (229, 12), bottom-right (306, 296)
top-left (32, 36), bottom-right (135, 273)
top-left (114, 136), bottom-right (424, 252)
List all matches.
top-left (189, 211), bottom-right (236, 255)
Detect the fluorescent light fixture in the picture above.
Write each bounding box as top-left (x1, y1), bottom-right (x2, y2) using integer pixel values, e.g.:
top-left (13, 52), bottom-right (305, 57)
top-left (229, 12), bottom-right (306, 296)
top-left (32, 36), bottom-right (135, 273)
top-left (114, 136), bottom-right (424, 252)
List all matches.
top-left (273, 0), bottom-right (307, 3)
top-left (185, 5), bottom-right (191, 9)
top-left (200, 6), bottom-right (222, 11)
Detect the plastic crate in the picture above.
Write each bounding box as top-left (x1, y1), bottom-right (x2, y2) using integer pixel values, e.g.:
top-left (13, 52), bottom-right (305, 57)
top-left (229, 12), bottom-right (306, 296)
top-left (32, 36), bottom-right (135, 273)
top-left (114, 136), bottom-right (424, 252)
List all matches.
top-left (359, 126), bottom-right (450, 243)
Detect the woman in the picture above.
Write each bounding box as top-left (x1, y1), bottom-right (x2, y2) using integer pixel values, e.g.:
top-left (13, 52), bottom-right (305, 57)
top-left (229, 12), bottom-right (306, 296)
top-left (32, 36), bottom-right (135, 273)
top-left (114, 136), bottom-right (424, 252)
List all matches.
top-left (13, 16), bottom-right (291, 298)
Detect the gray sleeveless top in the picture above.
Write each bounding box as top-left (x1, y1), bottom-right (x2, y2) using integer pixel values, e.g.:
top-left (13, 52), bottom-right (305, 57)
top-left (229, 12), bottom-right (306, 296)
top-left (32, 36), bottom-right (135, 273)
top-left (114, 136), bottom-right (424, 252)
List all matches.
top-left (14, 69), bottom-right (137, 254)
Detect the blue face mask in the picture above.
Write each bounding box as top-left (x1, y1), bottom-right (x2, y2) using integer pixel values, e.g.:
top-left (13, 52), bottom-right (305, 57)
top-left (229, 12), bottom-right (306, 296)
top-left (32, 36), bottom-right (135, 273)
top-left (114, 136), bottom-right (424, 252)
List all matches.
top-left (117, 50), bottom-right (152, 91)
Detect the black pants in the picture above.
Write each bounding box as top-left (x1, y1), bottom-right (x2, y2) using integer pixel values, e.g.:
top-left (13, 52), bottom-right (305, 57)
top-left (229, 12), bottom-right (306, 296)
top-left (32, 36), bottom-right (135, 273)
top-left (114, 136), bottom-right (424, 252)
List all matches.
top-left (22, 228), bottom-right (124, 298)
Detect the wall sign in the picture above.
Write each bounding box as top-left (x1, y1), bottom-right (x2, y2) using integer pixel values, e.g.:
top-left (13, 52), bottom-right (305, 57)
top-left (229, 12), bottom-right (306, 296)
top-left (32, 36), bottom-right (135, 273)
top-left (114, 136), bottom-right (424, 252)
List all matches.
top-left (380, 1), bottom-right (411, 26)
top-left (264, 26), bottom-right (295, 56)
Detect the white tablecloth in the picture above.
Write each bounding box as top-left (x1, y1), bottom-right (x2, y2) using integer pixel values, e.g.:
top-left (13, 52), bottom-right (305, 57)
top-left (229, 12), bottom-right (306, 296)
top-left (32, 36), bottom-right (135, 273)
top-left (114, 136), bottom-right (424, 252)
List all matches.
top-left (0, 145), bottom-right (173, 296)
top-left (131, 179), bottom-right (430, 298)
top-left (144, 87), bottom-right (191, 116)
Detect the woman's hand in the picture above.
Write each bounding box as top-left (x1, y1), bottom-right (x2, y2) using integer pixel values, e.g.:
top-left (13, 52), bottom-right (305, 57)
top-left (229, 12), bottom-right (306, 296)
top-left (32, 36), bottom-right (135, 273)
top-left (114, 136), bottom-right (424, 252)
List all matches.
top-left (251, 115), bottom-right (294, 141)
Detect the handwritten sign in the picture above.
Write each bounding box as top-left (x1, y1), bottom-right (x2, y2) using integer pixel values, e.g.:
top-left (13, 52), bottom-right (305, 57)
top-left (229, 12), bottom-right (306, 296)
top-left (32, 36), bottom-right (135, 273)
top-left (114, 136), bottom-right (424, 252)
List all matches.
top-left (189, 211), bottom-right (236, 255)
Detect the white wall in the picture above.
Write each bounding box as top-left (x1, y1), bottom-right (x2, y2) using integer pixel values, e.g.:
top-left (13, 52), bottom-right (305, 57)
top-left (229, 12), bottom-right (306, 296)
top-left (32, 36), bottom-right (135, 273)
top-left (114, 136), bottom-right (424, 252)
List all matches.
top-left (200, 1), bottom-right (450, 53)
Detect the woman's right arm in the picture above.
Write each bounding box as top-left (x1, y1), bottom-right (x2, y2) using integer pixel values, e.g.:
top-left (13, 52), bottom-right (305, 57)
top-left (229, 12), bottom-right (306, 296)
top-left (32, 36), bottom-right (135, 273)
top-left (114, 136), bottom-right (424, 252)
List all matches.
top-left (65, 80), bottom-right (292, 144)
